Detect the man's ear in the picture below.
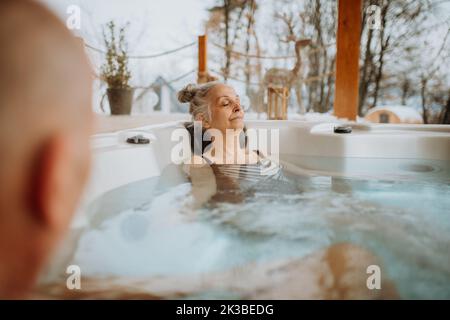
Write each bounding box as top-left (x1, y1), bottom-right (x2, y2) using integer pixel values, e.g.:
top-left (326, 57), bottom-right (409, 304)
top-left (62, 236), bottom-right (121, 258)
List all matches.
top-left (31, 134), bottom-right (76, 230)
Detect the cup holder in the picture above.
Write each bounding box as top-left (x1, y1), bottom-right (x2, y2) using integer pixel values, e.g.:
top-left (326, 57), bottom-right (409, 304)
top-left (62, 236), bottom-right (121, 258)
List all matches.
top-left (118, 130), bottom-right (156, 145)
top-left (126, 134), bottom-right (150, 144)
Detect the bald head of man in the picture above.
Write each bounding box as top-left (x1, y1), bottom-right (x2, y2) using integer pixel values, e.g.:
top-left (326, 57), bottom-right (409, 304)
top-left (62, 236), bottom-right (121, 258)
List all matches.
top-left (0, 0), bottom-right (93, 298)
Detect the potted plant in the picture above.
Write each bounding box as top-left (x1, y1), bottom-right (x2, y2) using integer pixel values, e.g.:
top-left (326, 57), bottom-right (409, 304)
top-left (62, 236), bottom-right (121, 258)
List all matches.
top-left (101, 21), bottom-right (133, 115)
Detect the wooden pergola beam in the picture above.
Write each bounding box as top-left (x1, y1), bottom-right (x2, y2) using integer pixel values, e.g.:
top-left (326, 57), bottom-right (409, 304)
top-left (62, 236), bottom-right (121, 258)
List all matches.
top-left (333, 0), bottom-right (362, 121)
top-left (197, 35), bottom-right (207, 84)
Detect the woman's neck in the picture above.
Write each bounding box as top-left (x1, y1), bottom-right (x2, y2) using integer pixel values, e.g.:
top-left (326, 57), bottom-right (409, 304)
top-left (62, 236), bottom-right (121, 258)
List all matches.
top-left (205, 129), bottom-right (257, 165)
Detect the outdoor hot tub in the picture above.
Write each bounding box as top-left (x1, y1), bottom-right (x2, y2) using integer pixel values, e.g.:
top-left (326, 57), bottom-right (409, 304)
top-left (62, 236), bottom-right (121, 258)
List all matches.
top-left (41, 119), bottom-right (450, 299)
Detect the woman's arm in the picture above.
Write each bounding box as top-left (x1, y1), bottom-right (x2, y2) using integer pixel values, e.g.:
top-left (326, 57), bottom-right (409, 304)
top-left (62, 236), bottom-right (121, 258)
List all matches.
top-left (183, 157), bottom-right (217, 212)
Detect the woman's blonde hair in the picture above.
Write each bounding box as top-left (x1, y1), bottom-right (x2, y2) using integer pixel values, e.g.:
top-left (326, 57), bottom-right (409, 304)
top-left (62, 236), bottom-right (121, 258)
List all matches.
top-left (177, 82), bottom-right (219, 121)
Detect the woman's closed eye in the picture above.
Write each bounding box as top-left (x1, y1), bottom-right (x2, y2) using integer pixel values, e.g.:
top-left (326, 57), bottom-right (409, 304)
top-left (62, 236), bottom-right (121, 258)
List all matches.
top-left (221, 97), bottom-right (239, 107)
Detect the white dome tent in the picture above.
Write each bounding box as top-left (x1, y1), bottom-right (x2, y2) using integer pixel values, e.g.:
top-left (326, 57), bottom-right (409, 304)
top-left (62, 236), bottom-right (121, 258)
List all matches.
top-left (365, 106), bottom-right (423, 124)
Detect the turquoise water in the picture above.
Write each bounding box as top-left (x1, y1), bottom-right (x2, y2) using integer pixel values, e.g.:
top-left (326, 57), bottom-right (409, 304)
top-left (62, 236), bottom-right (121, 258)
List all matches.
top-left (74, 155), bottom-right (450, 299)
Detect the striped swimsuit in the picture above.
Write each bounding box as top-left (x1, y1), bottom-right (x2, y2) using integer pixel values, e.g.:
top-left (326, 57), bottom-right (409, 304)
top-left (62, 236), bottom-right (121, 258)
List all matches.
top-left (212, 156), bottom-right (283, 183)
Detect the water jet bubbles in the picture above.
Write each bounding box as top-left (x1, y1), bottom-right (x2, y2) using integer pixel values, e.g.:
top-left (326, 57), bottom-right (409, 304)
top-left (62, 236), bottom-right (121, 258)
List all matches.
top-left (120, 212), bottom-right (149, 242)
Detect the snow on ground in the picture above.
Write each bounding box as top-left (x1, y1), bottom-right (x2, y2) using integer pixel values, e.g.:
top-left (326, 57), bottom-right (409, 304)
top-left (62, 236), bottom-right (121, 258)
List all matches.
top-left (244, 112), bottom-right (368, 123)
top-left (244, 112), bottom-right (336, 121)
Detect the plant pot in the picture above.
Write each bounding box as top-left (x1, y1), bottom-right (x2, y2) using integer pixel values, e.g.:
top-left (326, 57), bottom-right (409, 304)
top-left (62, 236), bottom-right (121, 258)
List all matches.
top-left (107, 87), bottom-right (134, 115)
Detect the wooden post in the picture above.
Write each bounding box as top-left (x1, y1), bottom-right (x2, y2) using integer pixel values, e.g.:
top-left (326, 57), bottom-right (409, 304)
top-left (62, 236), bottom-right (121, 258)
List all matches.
top-left (333, 0), bottom-right (362, 121)
top-left (267, 87), bottom-right (289, 120)
top-left (275, 89), bottom-right (279, 119)
top-left (198, 35), bottom-right (207, 84)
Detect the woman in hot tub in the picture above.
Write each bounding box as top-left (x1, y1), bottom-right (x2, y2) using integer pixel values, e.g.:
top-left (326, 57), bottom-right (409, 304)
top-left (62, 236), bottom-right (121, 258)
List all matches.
top-left (176, 81), bottom-right (292, 209)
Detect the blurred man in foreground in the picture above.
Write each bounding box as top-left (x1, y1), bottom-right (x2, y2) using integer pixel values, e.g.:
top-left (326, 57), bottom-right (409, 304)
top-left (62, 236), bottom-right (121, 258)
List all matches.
top-left (0, 0), bottom-right (93, 298)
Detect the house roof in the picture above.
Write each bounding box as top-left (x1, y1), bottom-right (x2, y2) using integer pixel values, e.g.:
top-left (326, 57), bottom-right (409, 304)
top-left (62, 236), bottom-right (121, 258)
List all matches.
top-left (366, 105), bottom-right (423, 122)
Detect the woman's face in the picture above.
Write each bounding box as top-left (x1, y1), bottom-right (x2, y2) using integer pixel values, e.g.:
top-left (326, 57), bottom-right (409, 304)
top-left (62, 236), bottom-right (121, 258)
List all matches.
top-left (204, 84), bottom-right (244, 133)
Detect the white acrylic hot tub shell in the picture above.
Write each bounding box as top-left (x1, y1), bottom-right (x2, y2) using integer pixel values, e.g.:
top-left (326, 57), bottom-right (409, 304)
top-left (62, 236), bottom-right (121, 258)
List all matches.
top-left (82, 120), bottom-right (450, 207)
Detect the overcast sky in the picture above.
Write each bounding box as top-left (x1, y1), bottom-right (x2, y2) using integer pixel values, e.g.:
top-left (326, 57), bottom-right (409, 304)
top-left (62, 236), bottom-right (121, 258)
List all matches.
top-left (40, 0), bottom-right (211, 46)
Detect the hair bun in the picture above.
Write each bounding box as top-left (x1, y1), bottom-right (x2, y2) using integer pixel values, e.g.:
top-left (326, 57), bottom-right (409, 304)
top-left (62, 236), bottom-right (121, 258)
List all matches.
top-left (177, 83), bottom-right (197, 103)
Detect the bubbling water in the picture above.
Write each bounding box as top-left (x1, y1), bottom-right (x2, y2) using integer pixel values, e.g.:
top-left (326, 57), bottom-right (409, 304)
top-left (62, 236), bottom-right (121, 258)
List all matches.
top-left (70, 156), bottom-right (450, 299)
